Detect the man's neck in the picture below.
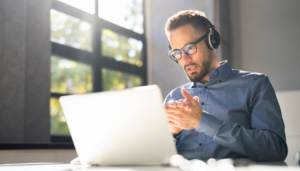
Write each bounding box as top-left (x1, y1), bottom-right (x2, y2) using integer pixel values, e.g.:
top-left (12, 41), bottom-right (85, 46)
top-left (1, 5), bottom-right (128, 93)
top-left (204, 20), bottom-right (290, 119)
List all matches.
top-left (199, 59), bottom-right (221, 84)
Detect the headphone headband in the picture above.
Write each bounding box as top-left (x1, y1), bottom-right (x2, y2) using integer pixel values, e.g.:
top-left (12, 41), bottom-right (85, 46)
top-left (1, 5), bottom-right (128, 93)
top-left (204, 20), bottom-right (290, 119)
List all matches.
top-left (199, 16), bottom-right (215, 31)
top-left (168, 16), bottom-right (220, 62)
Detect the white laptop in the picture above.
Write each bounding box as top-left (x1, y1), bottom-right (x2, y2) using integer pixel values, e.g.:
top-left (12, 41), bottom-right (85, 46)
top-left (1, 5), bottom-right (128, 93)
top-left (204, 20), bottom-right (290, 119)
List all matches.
top-left (59, 85), bottom-right (177, 166)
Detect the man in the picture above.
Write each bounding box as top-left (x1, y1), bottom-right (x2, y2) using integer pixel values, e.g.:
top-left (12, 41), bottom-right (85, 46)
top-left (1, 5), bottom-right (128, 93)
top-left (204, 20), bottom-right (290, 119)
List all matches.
top-left (164, 10), bottom-right (287, 161)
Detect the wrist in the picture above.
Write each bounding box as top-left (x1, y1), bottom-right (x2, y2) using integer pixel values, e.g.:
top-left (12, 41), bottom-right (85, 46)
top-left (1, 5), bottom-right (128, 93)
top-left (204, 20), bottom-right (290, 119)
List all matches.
top-left (172, 128), bottom-right (183, 136)
top-left (173, 130), bottom-right (183, 137)
top-left (193, 111), bottom-right (203, 129)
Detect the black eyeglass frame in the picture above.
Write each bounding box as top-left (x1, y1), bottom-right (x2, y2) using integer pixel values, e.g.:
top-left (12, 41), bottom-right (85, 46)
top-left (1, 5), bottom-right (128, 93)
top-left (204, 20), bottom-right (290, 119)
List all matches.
top-left (168, 33), bottom-right (208, 63)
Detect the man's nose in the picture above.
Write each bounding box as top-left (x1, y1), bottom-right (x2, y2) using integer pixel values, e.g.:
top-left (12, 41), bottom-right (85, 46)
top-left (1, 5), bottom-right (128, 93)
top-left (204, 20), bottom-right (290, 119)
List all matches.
top-left (181, 51), bottom-right (192, 62)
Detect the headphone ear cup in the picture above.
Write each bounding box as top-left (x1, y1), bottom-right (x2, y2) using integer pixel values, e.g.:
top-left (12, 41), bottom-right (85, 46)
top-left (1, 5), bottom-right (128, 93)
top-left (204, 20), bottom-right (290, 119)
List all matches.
top-left (206, 30), bottom-right (220, 50)
top-left (211, 30), bottom-right (220, 49)
top-left (206, 31), bottom-right (214, 50)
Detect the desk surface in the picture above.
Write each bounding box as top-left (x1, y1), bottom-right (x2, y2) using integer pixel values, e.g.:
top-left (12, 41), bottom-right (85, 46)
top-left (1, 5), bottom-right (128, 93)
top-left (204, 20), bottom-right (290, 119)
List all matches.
top-left (0, 163), bottom-right (299, 171)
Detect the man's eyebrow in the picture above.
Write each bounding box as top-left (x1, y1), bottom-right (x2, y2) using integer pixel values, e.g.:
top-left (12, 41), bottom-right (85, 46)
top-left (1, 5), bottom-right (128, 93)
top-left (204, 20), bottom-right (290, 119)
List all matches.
top-left (173, 41), bottom-right (194, 50)
top-left (177, 33), bottom-right (207, 50)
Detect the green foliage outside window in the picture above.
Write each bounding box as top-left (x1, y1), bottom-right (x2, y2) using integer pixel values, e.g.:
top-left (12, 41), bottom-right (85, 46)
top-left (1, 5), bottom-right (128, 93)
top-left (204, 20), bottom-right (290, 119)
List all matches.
top-left (102, 68), bottom-right (142, 91)
top-left (50, 98), bottom-right (70, 135)
top-left (102, 29), bottom-right (143, 67)
top-left (51, 9), bottom-right (93, 52)
top-left (51, 55), bottom-right (93, 94)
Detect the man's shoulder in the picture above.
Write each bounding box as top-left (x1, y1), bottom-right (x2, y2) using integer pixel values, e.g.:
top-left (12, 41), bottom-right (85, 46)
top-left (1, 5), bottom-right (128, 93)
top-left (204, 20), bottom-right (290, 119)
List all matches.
top-left (230, 69), bottom-right (268, 82)
top-left (170, 82), bottom-right (193, 93)
top-left (165, 82), bottom-right (193, 100)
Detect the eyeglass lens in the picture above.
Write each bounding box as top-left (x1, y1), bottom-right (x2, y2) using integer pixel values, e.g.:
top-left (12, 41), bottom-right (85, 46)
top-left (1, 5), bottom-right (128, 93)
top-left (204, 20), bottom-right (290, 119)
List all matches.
top-left (169, 44), bottom-right (197, 60)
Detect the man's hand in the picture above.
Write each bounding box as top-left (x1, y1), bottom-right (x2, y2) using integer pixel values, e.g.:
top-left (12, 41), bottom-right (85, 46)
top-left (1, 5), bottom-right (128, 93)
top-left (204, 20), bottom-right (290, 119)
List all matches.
top-left (165, 89), bottom-right (203, 135)
top-left (166, 98), bottom-right (194, 135)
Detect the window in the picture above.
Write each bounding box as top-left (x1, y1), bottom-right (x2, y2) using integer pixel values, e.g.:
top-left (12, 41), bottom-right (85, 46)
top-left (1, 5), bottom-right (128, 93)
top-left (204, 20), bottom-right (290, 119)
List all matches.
top-left (50, 0), bottom-right (146, 141)
top-left (98, 0), bottom-right (144, 34)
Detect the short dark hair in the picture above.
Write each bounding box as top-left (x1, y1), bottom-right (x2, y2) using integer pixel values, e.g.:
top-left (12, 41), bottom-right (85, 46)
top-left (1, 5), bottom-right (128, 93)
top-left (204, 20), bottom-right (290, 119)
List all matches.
top-left (165, 10), bottom-right (209, 37)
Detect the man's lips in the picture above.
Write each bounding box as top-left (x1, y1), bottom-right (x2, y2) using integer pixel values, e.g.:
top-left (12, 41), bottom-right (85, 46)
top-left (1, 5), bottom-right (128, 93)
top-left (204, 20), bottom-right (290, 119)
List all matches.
top-left (185, 64), bottom-right (199, 73)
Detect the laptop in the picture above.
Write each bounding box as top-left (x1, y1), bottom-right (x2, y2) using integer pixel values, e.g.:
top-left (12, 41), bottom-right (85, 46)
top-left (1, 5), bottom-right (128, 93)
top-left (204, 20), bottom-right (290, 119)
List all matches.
top-left (59, 85), bottom-right (177, 166)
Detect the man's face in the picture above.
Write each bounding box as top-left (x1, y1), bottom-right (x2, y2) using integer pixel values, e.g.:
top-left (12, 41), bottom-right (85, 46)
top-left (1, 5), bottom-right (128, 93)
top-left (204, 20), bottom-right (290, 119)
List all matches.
top-left (169, 24), bottom-right (212, 82)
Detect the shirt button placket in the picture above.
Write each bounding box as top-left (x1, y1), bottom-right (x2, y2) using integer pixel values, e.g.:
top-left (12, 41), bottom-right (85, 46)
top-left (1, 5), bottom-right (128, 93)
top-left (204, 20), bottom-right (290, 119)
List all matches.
top-left (201, 85), bottom-right (208, 110)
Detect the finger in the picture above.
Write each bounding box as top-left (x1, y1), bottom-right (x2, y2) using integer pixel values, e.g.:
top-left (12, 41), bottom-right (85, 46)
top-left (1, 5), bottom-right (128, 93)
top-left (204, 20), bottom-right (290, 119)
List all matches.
top-left (166, 113), bottom-right (178, 119)
top-left (181, 88), bottom-right (197, 105)
top-left (167, 115), bottom-right (177, 120)
top-left (178, 102), bottom-right (184, 108)
top-left (177, 99), bottom-right (185, 108)
top-left (173, 101), bottom-right (181, 108)
top-left (166, 101), bottom-right (175, 107)
top-left (169, 122), bottom-right (180, 128)
top-left (167, 100), bottom-right (177, 108)
top-left (165, 106), bottom-right (184, 113)
top-left (194, 96), bottom-right (199, 102)
top-left (182, 99), bottom-right (192, 110)
top-left (184, 103), bottom-right (192, 110)
top-left (180, 100), bottom-right (190, 108)
top-left (167, 117), bottom-right (179, 125)
top-left (166, 112), bottom-right (181, 121)
top-left (168, 121), bottom-right (176, 126)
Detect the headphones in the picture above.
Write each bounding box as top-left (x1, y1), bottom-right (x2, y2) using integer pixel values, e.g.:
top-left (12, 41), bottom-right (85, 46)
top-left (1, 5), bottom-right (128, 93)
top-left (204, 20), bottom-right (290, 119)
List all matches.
top-left (202, 17), bottom-right (220, 50)
top-left (168, 16), bottom-right (220, 61)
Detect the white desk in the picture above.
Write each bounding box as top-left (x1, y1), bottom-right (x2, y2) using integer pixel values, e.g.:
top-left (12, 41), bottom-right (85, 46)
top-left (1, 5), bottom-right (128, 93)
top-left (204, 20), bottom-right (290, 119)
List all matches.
top-left (0, 163), bottom-right (299, 171)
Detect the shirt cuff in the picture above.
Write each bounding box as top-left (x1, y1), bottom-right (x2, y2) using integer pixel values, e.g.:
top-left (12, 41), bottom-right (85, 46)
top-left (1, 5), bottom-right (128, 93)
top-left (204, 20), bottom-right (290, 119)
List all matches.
top-left (173, 131), bottom-right (182, 143)
top-left (195, 111), bottom-right (222, 137)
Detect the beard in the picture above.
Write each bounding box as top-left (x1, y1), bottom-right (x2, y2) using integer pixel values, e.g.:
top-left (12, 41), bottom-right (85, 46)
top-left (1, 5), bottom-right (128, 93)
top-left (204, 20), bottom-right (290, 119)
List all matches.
top-left (185, 52), bottom-right (213, 82)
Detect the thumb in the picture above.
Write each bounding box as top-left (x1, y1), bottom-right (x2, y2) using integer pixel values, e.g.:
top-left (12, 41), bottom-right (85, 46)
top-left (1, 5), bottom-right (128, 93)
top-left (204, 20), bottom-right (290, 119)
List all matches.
top-left (181, 88), bottom-right (196, 104)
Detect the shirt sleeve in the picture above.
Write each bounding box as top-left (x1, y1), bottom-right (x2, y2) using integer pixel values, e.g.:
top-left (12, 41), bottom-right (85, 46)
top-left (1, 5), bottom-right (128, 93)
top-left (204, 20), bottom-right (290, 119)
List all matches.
top-left (195, 75), bottom-right (288, 162)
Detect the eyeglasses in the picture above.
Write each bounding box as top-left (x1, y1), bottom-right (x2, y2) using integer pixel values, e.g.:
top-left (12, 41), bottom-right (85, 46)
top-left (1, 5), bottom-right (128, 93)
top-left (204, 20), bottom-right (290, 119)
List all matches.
top-left (168, 33), bottom-right (208, 62)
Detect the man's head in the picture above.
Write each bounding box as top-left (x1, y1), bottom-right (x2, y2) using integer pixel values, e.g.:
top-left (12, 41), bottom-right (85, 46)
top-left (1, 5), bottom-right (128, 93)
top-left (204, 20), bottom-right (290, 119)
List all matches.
top-left (165, 10), bottom-right (209, 40)
top-left (165, 10), bottom-right (219, 83)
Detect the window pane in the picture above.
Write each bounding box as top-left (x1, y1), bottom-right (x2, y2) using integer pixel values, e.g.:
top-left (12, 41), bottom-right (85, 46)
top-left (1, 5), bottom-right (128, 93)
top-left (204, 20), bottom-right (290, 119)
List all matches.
top-left (51, 55), bottom-right (93, 94)
top-left (99, 0), bottom-right (144, 34)
top-left (58, 0), bottom-right (95, 14)
top-left (102, 68), bottom-right (142, 91)
top-left (50, 98), bottom-right (70, 135)
top-left (51, 10), bottom-right (92, 52)
top-left (102, 29), bottom-right (143, 67)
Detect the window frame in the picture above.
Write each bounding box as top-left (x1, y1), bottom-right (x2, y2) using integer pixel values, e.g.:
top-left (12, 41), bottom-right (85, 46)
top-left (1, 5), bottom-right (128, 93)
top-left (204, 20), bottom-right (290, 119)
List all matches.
top-left (51, 0), bottom-right (147, 142)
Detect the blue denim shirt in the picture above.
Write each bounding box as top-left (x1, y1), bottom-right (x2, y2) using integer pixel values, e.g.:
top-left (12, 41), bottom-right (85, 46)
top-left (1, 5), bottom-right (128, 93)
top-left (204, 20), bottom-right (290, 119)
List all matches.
top-left (163, 61), bottom-right (287, 161)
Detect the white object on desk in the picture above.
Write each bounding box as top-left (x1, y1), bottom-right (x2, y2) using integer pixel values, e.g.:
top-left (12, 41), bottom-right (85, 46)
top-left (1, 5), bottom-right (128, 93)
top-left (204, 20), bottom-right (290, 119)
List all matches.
top-left (60, 85), bottom-right (177, 166)
top-left (71, 157), bottom-right (81, 165)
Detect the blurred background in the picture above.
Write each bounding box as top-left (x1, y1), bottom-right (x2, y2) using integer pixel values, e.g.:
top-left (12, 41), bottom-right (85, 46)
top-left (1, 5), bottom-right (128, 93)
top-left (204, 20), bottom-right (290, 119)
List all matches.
top-left (0, 0), bottom-right (299, 166)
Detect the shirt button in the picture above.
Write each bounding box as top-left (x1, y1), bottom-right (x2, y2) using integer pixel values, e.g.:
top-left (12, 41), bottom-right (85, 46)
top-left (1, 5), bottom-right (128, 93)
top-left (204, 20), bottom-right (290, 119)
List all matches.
top-left (201, 102), bottom-right (205, 105)
top-left (199, 143), bottom-right (203, 146)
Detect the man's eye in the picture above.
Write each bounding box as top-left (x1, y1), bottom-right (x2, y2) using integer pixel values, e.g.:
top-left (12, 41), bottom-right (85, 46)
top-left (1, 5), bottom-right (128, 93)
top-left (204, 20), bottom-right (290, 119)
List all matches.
top-left (185, 45), bottom-right (192, 50)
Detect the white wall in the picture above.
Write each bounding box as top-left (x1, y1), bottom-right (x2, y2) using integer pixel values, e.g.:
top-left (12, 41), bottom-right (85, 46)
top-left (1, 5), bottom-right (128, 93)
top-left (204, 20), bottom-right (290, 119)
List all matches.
top-left (229, 0), bottom-right (300, 92)
top-left (229, 0), bottom-right (300, 165)
top-left (276, 90), bottom-right (300, 166)
top-left (145, 0), bottom-right (215, 98)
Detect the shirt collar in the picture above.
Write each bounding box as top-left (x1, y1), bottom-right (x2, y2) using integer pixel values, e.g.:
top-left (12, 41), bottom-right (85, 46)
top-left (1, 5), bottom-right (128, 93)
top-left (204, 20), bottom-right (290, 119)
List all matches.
top-left (190, 60), bottom-right (232, 88)
top-left (217, 60), bottom-right (232, 82)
